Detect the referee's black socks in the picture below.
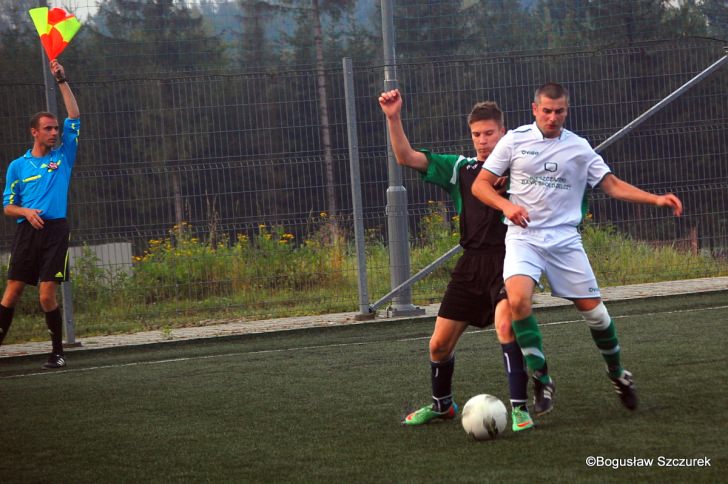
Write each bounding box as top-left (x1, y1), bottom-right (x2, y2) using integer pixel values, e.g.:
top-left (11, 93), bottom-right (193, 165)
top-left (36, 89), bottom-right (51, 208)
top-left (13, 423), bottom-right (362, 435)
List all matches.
top-left (0, 304), bottom-right (14, 346)
top-left (44, 307), bottom-right (64, 355)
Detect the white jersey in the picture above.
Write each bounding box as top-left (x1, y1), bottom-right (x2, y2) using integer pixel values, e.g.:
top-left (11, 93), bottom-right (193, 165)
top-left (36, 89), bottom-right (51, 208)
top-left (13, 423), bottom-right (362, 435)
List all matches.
top-left (483, 122), bottom-right (611, 228)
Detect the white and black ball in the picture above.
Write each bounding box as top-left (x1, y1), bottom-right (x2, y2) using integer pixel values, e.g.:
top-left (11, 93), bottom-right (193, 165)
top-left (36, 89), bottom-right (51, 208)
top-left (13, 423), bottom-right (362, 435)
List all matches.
top-left (461, 394), bottom-right (508, 441)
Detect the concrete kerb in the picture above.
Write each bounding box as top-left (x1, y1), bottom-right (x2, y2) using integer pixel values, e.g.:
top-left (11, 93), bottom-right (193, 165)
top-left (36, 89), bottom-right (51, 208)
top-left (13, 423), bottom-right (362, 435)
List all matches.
top-left (1, 276), bottom-right (727, 359)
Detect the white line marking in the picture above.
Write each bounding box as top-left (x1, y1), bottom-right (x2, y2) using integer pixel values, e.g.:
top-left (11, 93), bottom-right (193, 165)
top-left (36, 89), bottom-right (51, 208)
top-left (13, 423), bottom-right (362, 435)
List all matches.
top-left (3, 304), bottom-right (726, 380)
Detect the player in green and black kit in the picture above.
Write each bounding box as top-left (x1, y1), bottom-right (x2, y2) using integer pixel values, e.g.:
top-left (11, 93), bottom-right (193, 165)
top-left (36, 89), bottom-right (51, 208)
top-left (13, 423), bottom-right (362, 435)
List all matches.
top-left (378, 89), bottom-right (533, 432)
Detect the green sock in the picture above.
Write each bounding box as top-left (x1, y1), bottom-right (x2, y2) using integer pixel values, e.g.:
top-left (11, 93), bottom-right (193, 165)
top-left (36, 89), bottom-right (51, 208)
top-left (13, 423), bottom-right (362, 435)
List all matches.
top-left (589, 320), bottom-right (622, 378)
top-left (512, 315), bottom-right (548, 381)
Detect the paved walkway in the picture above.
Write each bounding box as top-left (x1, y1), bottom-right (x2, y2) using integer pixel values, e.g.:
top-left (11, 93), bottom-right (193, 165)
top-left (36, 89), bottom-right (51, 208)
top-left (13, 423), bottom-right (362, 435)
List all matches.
top-left (2, 276), bottom-right (726, 358)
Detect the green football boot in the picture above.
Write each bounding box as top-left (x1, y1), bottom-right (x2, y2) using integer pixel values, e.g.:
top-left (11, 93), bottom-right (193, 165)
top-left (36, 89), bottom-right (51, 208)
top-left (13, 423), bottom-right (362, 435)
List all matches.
top-left (402, 402), bottom-right (458, 426)
top-left (511, 406), bottom-right (535, 432)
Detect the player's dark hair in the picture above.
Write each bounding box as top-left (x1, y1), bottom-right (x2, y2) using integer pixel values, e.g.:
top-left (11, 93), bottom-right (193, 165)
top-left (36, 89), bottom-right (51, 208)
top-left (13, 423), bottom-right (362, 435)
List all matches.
top-left (29, 112), bottom-right (57, 130)
top-left (468, 101), bottom-right (504, 127)
top-left (534, 83), bottom-right (569, 105)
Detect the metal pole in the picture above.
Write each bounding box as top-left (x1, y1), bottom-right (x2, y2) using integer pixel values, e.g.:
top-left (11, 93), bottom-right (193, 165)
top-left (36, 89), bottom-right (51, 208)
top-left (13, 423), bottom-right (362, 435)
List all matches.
top-left (41, 51), bottom-right (58, 116)
top-left (595, 49), bottom-right (728, 153)
top-left (343, 57), bottom-right (374, 320)
top-left (381, 0), bottom-right (423, 316)
top-left (40, 41), bottom-right (78, 347)
top-left (61, 280), bottom-right (76, 345)
top-left (370, 244), bottom-right (462, 312)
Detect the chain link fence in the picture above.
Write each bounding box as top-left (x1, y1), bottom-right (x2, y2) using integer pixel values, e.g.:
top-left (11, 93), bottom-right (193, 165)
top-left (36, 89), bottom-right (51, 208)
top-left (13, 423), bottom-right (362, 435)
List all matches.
top-left (1, 1), bottom-right (727, 336)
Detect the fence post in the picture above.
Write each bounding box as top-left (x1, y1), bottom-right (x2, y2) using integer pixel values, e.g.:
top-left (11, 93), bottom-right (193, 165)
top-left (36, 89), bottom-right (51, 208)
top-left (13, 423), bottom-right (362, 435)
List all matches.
top-left (380, 0), bottom-right (424, 317)
top-left (343, 57), bottom-right (374, 320)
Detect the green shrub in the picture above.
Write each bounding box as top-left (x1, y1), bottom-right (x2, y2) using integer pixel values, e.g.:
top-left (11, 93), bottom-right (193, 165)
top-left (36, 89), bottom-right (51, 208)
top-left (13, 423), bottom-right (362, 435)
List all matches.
top-left (4, 216), bottom-right (727, 344)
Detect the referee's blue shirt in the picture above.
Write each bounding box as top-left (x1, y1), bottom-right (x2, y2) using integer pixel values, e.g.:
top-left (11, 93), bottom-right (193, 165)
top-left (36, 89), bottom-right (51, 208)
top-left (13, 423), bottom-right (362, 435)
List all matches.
top-left (3, 117), bottom-right (80, 223)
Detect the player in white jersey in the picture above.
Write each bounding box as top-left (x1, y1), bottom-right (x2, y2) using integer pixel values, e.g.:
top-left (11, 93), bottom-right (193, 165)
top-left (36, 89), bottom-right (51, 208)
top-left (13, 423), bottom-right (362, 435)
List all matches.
top-left (472, 82), bottom-right (682, 414)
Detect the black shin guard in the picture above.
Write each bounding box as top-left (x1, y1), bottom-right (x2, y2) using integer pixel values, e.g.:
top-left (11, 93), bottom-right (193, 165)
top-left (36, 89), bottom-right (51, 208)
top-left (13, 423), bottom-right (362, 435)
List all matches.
top-left (0, 304), bottom-right (15, 346)
top-left (431, 356), bottom-right (455, 412)
top-left (44, 307), bottom-right (64, 355)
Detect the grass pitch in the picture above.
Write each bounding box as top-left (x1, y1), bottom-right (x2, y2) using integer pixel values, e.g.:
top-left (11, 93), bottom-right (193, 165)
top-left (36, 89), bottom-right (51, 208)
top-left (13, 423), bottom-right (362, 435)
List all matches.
top-left (1, 292), bottom-right (727, 483)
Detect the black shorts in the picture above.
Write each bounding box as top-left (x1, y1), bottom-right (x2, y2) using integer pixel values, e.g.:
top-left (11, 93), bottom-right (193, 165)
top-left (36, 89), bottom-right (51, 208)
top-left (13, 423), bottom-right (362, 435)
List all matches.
top-left (7, 219), bottom-right (70, 286)
top-left (438, 249), bottom-right (506, 328)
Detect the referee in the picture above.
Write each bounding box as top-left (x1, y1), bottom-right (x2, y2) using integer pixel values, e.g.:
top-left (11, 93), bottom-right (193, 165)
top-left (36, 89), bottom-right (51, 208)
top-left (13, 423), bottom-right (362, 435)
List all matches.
top-left (0, 60), bottom-right (80, 369)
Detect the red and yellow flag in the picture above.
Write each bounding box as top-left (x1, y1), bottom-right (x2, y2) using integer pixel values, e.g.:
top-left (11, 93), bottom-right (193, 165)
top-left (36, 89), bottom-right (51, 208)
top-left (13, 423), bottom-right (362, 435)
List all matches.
top-left (29, 7), bottom-right (81, 61)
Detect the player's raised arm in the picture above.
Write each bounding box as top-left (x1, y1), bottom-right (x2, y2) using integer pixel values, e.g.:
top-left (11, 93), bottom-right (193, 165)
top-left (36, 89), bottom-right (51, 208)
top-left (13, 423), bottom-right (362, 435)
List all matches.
top-left (472, 169), bottom-right (530, 227)
top-left (599, 173), bottom-right (683, 217)
top-left (51, 60), bottom-right (79, 119)
top-left (378, 89), bottom-right (428, 172)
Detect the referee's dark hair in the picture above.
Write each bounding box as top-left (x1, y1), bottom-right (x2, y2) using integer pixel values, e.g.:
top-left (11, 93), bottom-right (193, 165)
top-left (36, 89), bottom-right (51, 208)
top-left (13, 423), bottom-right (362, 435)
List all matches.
top-left (29, 111), bottom-right (58, 130)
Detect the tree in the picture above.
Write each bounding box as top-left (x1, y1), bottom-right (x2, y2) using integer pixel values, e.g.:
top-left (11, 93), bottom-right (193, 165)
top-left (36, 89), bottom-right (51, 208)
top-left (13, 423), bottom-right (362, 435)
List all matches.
top-left (583, 0), bottom-right (667, 45)
top-left (237, 0), bottom-right (277, 69)
top-left (461, 0), bottom-right (539, 55)
top-left (699, 0), bottom-right (728, 40)
top-left (662, 0), bottom-right (708, 37)
top-left (531, 0), bottom-right (593, 49)
top-left (92, 0), bottom-right (226, 73)
top-left (86, 0), bottom-right (228, 229)
top-left (0, 0), bottom-right (48, 82)
top-left (274, 0), bottom-right (357, 240)
top-left (392, 0), bottom-right (466, 60)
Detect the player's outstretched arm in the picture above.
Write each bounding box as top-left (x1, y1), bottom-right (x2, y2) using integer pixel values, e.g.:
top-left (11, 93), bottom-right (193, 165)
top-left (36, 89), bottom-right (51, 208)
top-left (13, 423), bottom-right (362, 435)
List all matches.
top-left (378, 89), bottom-right (428, 172)
top-left (51, 60), bottom-right (79, 119)
top-left (599, 174), bottom-right (683, 216)
top-left (472, 169), bottom-right (530, 227)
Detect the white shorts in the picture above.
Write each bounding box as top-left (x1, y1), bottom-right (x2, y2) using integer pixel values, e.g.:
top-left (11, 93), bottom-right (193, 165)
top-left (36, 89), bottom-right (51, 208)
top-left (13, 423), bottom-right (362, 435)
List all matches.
top-left (503, 225), bottom-right (601, 299)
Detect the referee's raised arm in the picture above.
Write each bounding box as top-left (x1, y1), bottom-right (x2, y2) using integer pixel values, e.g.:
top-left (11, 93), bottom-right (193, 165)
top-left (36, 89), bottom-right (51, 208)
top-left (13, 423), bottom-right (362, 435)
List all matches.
top-left (51, 59), bottom-right (79, 119)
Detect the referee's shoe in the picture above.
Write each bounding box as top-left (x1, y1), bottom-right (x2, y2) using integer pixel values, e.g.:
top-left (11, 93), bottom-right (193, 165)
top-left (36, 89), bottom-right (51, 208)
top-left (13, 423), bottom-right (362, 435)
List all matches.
top-left (42, 353), bottom-right (66, 370)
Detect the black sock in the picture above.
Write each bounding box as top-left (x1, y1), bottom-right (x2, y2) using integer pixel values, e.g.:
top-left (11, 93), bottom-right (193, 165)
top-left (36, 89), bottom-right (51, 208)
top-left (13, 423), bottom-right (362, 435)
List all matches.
top-left (0, 304), bottom-right (15, 346)
top-left (501, 342), bottom-right (528, 410)
top-left (431, 355), bottom-right (455, 412)
top-left (45, 307), bottom-right (64, 355)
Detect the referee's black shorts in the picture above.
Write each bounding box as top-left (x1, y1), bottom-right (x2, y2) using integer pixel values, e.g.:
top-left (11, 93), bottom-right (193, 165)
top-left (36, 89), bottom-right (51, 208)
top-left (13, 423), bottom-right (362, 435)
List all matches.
top-left (438, 248), bottom-right (507, 328)
top-left (7, 218), bottom-right (70, 286)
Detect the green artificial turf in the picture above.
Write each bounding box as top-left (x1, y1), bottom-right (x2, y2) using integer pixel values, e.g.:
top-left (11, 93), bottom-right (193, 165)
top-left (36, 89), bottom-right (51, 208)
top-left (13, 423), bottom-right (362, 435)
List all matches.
top-left (2, 292), bottom-right (726, 483)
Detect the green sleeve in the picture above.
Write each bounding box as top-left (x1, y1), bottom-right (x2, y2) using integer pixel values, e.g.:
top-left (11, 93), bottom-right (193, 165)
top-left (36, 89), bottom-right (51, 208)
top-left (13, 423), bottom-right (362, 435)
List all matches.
top-left (418, 149), bottom-right (465, 214)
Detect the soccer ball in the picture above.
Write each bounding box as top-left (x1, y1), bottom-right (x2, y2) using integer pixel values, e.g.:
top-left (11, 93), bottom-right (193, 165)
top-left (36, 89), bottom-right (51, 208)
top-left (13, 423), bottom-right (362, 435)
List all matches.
top-left (461, 394), bottom-right (508, 441)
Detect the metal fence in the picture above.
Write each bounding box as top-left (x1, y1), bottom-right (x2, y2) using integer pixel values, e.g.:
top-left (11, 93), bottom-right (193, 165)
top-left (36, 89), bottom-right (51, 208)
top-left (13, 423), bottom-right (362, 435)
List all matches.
top-left (1, 4), bottom-right (727, 335)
